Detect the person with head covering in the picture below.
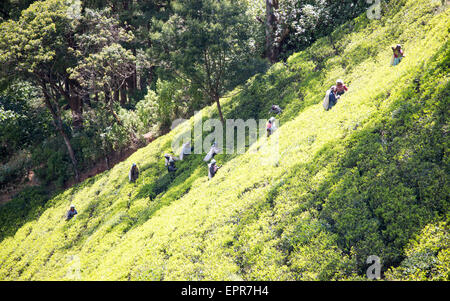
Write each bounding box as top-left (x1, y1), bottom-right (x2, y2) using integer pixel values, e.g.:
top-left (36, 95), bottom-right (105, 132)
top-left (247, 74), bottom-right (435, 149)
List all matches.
top-left (391, 44), bottom-right (405, 66)
top-left (203, 141), bottom-right (220, 162)
top-left (266, 117), bottom-right (277, 137)
top-left (270, 105), bottom-right (283, 115)
top-left (335, 79), bottom-right (348, 96)
top-left (179, 141), bottom-right (192, 161)
top-left (325, 85), bottom-right (338, 110)
top-left (65, 204), bottom-right (78, 221)
top-left (324, 79), bottom-right (348, 111)
top-left (208, 159), bottom-right (221, 179)
top-left (129, 163), bottom-right (139, 183)
top-left (164, 154), bottom-right (177, 172)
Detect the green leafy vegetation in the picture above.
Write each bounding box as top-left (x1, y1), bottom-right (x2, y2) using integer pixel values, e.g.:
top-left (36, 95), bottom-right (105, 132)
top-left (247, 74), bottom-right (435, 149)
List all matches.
top-left (0, 0), bottom-right (267, 187)
top-left (0, 0), bottom-right (448, 280)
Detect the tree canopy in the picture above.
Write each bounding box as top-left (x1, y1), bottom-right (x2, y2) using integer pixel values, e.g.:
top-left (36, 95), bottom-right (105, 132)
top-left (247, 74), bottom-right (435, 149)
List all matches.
top-left (0, 0), bottom-right (373, 188)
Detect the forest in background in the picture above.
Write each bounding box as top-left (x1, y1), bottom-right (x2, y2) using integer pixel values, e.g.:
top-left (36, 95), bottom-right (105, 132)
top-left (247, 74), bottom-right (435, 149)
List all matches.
top-left (0, 0), bottom-right (370, 198)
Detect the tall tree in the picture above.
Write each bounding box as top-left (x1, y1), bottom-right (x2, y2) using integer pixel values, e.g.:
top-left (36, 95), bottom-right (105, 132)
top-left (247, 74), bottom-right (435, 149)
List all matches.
top-left (0, 0), bottom-right (35, 21)
top-left (70, 43), bottom-right (136, 124)
top-left (0, 0), bottom-right (83, 180)
top-left (82, 0), bottom-right (173, 97)
top-left (265, 0), bottom-right (279, 63)
top-left (69, 7), bottom-right (136, 122)
top-left (260, 0), bottom-right (370, 62)
top-left (151, 0), bottom-right (254, 124)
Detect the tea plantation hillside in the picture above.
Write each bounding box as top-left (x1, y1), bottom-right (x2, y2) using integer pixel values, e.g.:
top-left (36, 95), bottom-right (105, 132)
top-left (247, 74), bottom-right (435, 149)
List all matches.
top-left (0, 0), bottom-right (448, 280)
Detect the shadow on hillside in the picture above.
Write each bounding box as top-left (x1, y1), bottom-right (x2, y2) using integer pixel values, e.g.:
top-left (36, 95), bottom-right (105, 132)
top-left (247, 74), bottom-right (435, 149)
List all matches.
top-left (125, 150), bottom-right (242, 231)
top-left (1, 8), bottom-right (446, 263)
top-left (221, 65), bottom-right (307, 125)
top-left (52, 127), bottom-right (247, 250)
top-left (56, 42), bottom-right (449, 259)
top-left (113, 14), bottom-right (390, 230)
top-left (229, 46), bottom-right (448, 278)
top-left (0, 186), bottom-right (50, 242)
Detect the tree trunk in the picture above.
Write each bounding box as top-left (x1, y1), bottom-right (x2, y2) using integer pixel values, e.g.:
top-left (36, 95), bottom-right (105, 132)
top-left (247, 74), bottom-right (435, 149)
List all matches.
top-left (59, 125), bottom-right (80, 182)
top-left (105, 155), bottom-right (110, 170)
top-left (68, 94), bottom-right (84, 130)
top-left (132, 48), bottom-right (137, 90)
top-left (41, 84), bottom-right (80, 182)
top-left (266, 0), bottom-right (279, 63)
top-left (65, 80), bottom-right (84, 130)
top-left (120, 85), bottom-right (127, 107)
top-left (113, 89), bottom-right (120, 103)
top-left (147, 66), bottom-right (155, 91)
top-left (214, 94), bottom-right (225, 125)
top-left (126, 74), bottom-right (136, 94)
top-left (83, 93), bottom-right (92, 108)
top-left (105, 88), bottom-right (122, 125)
top-left (122, 0), bottom-right (129, 11)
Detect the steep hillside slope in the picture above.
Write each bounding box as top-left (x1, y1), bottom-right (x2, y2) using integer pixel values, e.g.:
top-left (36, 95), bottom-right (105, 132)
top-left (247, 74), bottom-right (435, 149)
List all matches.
top-left (0, 0), bottom-right (448, 280)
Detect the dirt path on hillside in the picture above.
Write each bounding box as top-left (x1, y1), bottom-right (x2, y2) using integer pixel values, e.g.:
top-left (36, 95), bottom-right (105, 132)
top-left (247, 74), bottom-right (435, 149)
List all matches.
top-left (0, 170), bottom-right (40, 205)
top-left (0, 132), bottom-right (156, 205)
top-left (63, 146), bottom-right (139, 189)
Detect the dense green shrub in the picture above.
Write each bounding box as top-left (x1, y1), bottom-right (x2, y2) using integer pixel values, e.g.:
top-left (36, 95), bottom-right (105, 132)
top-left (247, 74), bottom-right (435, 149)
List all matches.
top-left (385, 222), bottom-right (449, 280)
top-left (0, 186), bottom-right (48, 240)
top-left (0, 151), bottom-right (32, 188)
top-left (0, 81), bottom-right (53, 163)
top-left (134, 90), bottom-right (159, 134)
top-left (32, 140), bottom-right (73, 187)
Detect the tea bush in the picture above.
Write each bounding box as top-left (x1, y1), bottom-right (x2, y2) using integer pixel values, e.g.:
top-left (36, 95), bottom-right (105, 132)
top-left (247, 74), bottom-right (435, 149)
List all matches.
top-left (0, 0), bottom-right (448, 280)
